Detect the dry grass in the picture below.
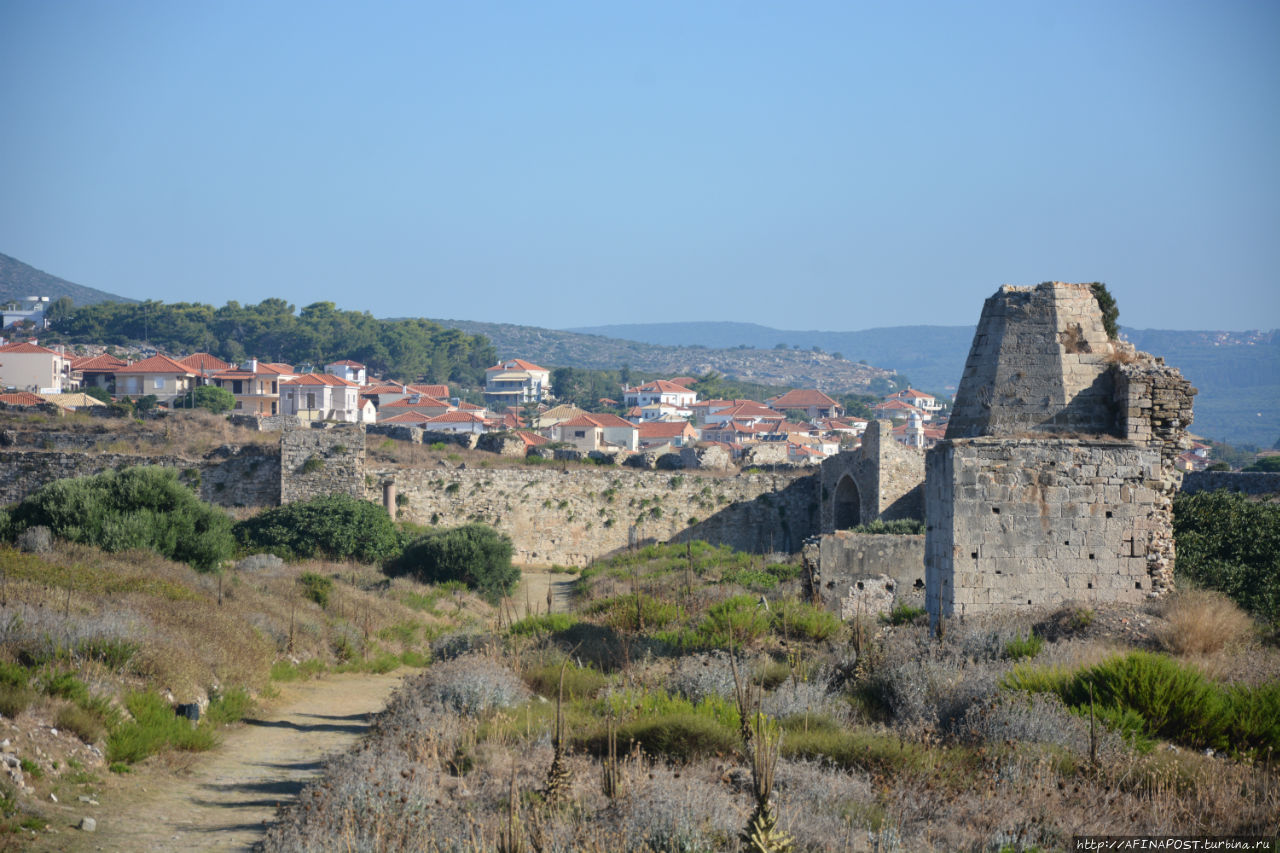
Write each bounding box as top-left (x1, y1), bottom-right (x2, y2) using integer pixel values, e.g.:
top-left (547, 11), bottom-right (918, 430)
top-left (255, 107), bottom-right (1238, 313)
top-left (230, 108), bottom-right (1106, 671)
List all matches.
top-left (1155, 589), bottom-right (1256, 656)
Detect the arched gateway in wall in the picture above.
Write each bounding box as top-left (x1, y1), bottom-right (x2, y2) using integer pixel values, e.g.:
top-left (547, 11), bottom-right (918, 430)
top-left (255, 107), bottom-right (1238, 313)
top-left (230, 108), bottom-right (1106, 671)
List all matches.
top-left (833, 474), bottom-right (863, 529)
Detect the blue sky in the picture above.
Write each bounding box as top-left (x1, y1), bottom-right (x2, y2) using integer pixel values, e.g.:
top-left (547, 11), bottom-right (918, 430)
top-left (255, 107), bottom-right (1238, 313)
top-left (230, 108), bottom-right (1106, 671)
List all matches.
top-left (2, 1), bottom-right (1277, 332)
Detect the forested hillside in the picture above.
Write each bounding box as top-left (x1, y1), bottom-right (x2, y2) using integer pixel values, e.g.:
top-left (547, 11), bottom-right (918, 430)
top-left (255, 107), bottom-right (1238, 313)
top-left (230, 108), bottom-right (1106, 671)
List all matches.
top-left (44, 299), bottom-right (496, 387)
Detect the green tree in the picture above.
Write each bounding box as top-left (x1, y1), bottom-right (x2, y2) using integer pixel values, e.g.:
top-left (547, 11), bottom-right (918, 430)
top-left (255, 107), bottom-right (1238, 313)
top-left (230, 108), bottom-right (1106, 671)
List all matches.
top-left (1174, 490), bottom-right (1280, 627)
top-left (1243, 456), bottom-right (1280, 473)
top-left (388, 523), bottom-right (518, 600)
top-left (178, 385), bottom-right (236, 414)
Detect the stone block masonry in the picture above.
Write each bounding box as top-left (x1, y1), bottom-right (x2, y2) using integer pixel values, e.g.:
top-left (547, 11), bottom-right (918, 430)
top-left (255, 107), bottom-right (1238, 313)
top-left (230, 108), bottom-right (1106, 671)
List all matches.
top-left (926, 282), bottom-right (1195, 623)
top-left (279, 425), bottom-right (366, 503)
top-left (371, 466), bottom-right (818, 567)
top-left (925, 438), bottom-right (1169, 618)
top-left (803, 531), bottom-right (926, 617)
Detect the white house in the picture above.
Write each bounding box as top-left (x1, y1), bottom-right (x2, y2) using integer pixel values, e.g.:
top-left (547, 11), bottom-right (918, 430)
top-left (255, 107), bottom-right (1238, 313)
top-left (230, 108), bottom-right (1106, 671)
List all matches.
top-left (325, 360), bottom-right (367, 386)
top-left (423, 411), bottom-right (490, 434)
top-left (281, 373), bottom-right (371, 423)
top-left (113, 355), bottom-right (198, 404)
top-left (551, 413), bottom-right (639, 452)
top-left (0, 341), bottom-right (70, 393)
top-left (623, 380), bottom-right (697, 411)
top-left (485, 359), bottom-right (550, 406)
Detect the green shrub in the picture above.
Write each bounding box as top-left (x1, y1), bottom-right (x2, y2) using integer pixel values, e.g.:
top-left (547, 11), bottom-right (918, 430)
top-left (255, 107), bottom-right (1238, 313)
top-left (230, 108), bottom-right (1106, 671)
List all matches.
top-left (524, 660), bottom-right (608, 700)
top-left (0, 662), bottom-right (30, 689)
top-left (772, 598), bottom-right (839, 642)
top-left (234, 494), bottom-right (400, 564)
top-left (1003, 632), bottom-right (1044, 661)
top-left (695, 595), bottom-right (772, 648)
top-left (75, 637), bottom-right (139, 670)
top-left (205, 687), bottom-right (254, 725)
top-left (0, 684), bottom-right (34, 718)
top-left (1003, 651), bottom-right (1280, 755)
top-left (6, 466), bottom-right (234, 570)
top-left (387, 523), bottom-right (519, 601)
top-left (587, 593), bottom-right (681, 632)
top-left (885, 603), bottom-right (926, 626)
top-left (298, 572), bottom-right (334, 608)
top-left (106, 692), bottom-right (216, 765)
top-left (54, 704), bottom-right (106, 744)
top-left (613, 712), bottom-right (739, 762)
top-left (43, 671), bottom-right (91, 706)
top-left (1173, 490), bottom-right (1280, 627)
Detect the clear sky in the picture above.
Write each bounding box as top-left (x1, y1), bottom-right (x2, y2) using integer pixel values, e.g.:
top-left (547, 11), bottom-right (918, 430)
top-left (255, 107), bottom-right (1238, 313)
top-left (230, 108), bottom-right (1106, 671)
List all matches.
top-left (2, 1), bottom-right (1277, 332)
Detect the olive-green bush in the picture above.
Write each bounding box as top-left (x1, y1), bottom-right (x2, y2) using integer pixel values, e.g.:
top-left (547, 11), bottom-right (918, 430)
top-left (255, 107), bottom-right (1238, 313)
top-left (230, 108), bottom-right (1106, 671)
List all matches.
top-left (5, 466), bottom-right (234, 570)
top-left (232, 494), bottom-right (400, 564)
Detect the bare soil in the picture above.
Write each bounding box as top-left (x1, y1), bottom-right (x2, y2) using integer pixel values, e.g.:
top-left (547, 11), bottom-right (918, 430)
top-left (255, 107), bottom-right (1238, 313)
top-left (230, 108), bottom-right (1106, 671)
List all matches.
top-left (31, 670), bottom-right (407, 853)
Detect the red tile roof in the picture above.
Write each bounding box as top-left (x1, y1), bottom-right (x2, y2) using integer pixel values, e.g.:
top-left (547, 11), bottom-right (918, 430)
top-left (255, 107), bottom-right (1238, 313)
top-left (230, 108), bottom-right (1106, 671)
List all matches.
top-left (769, 389), bottom-right (839, 409)
top-left (516, 430), bottom-right (549, 447)
top-left (114, 355), bottom-right (196, 375)
top-left (363, 383), bottom-right (406, 394)
top-left (0, 391), bottom-right (49, 406)
top-left (178, 352), bottom-right (231, 371)
top-left (326, 359), bottom-right (366, 368)
top-left (631, 380), bottom-right (694, 395)
top-left (71, 354), bottom-right (128, 370)
top-left (426, 411), bottom-right (487, 424)
top-left (381, 412), bottom-right (432, 424)
top-left (407, 384), bottom-right (449, 398)
top-left (487, 359), bottom-right (548, 373)
top-left (382, 395), bottom-right (450, 408)
top-left (282, 373), bottom-right (359, 387)
top-left (637, 422), bottom-right (695, 438)
top-left (0, 342), bottom-right (61, 355)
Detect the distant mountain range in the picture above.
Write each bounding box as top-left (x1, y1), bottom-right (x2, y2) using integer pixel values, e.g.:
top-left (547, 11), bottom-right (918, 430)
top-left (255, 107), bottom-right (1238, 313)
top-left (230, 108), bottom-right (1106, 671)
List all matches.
top-left (0, 253), bottom-right (134, 308)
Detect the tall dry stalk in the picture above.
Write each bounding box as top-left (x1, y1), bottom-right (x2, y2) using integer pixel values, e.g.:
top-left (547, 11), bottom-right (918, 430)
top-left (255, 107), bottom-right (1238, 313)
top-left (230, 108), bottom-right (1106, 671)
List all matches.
top-left (542, 657), bottom-right (572, 803)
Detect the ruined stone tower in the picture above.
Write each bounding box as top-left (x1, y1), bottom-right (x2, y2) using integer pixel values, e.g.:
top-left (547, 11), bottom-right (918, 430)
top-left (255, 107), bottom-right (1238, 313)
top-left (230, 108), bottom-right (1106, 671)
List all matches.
top-left (925, 282), bottom-right (1196, 621)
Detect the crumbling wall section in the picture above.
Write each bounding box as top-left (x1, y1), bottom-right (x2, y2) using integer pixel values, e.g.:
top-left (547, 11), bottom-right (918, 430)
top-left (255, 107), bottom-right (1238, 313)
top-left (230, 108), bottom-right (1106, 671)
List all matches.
top-left (819, 420), bottom-right (925, 532)
top-left (279, 425), bottom-right (366, 503)
top-left (803, 531), bottom-right (925, 616)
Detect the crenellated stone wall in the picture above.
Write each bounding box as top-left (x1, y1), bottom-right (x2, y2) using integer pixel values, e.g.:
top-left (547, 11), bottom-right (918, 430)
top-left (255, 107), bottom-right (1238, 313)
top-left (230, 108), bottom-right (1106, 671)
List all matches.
top-left (368, 466), bottom-right (818, 567)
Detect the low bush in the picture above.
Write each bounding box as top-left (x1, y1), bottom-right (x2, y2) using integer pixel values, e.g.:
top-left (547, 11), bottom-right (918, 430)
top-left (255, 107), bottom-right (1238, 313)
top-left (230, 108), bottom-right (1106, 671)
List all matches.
top-left (107, 692), bottom-right (217, 765)
top-left (695, 595), bottom-right (772, 648)
top-left (885, 603), bottom-right (926, 626)
top-left (233, 495), bottom-right (400, 564)
top-left (1003, 632), bottom-right (1044, 661)
top-left (772, 598), bottom-right (839, 642)
top-left (1004, 651), bottom-right (1280, 755)
top-left (205, 687), bottom-right (254, 725)
top-left (586, 593), bottom-right (681, 632)
top-left (1156, 589), bottom-right (1255, 655)
top-left (850, 519), bottom-right (925, 535)
top-left (297, 572), bottom-right (334, 609)
top-left (5, 466), bottom-right (234, 570)
top-left (54, 703), bottom-right (106, 744)
top-left (0, 684), bottom-right (34, 718)
top-left (416, 654), bottom-right (528, 715)
top-left (613, 712), bottom-right (738, 762)
top-left (387, 524), bottom-right (519, 601)
top-left (523, 660), bottom-right (608, 700)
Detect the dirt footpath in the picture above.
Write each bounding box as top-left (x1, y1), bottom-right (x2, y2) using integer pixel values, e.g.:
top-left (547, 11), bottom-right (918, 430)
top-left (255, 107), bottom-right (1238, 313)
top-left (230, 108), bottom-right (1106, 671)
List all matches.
top-left (42, 670), bottom-right (407, 853)
top-left (514, 569), bottom-right (579, 619)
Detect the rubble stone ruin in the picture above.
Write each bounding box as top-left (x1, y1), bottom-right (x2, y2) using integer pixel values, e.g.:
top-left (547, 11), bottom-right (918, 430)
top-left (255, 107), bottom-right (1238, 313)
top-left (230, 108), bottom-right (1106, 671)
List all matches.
top-left (925, 282), bottom-right (1196, 622)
